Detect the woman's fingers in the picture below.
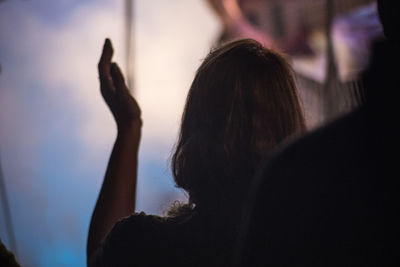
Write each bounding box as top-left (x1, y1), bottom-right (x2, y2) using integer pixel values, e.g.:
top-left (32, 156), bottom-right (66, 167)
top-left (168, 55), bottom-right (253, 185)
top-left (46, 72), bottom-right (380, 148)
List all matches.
top-left (99, 38), bottom-right (115, 92)
top-left (99, 39), bottom-right (113, 74)
top-left (110, 63), bottom-right (127, 92)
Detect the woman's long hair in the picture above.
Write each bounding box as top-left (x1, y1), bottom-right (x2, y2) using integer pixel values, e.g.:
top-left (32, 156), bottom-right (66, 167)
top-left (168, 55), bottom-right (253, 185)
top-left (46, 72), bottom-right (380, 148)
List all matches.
top-left (170, 39), bottom-right (305, 217)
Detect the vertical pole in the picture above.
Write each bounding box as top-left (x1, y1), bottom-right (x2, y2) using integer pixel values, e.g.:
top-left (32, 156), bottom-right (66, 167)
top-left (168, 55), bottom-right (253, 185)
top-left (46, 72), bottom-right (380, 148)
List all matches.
top-left (323, 0), bottom-right (338, 122)
top-left (124, 0), bottom-right (137, 211)
top-left (125, 0), bottom-right (134, 93)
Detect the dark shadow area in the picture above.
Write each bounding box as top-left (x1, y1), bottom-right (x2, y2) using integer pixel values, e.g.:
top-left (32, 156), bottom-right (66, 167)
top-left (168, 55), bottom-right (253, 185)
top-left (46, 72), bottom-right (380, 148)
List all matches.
top-left (238, 0), bottom-right (399, 265)
top-left (0, 240), bottom-right (20, 267)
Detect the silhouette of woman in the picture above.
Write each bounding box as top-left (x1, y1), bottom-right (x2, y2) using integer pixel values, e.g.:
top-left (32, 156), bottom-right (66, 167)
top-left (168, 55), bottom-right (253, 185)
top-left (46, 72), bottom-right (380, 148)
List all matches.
top-left (87, 38), bottom-right (305, 266)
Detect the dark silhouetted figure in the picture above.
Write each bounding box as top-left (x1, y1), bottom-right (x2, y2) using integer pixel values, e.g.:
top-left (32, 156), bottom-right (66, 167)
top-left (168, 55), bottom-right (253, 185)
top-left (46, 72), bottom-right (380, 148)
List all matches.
top-left (87, 39), bottom-right (306, 266)
top-left (238, 0), bottom-right (400, 265)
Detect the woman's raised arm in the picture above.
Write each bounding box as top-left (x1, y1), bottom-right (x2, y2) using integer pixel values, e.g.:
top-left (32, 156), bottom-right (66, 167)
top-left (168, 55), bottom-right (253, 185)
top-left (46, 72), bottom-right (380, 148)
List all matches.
top-left (87, 39), bottom-right (142, 266)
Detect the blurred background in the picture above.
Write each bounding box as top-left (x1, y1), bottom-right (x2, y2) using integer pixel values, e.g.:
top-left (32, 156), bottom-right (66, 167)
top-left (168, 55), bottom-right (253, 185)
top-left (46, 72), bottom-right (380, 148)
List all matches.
top-left (0, 0), bottom-right (382, 266)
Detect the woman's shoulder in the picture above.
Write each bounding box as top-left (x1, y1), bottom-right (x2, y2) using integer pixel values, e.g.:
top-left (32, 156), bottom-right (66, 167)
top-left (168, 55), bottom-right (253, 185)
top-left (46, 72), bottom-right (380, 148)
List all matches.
top-left (115, 211), bottom-right (167, 228)
top-left (105, 211), bottom-right (173, 244)
top-left (102, 212), bottom-right (174, 265)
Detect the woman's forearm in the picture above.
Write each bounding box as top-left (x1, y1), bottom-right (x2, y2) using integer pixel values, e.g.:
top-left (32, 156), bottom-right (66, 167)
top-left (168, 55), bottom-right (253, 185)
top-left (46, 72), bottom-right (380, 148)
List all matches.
top-left (87, 125), bottom-right (140, 259)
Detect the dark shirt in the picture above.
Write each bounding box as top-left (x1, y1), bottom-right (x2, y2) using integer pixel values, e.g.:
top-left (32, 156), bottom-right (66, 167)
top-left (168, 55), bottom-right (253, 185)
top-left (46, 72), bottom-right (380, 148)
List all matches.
top-left (101, 212), bottom-right (236, 266)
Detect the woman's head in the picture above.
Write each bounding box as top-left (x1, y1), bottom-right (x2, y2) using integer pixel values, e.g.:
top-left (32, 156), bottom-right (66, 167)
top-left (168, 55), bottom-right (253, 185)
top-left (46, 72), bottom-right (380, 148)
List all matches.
top-left (172, 39), bottom-right (305, 210)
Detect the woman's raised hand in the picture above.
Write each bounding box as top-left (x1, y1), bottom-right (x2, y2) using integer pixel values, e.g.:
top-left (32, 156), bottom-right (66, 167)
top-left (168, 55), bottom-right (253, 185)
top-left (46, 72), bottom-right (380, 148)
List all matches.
top-left (98, 38), bottom-right (142, 133)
